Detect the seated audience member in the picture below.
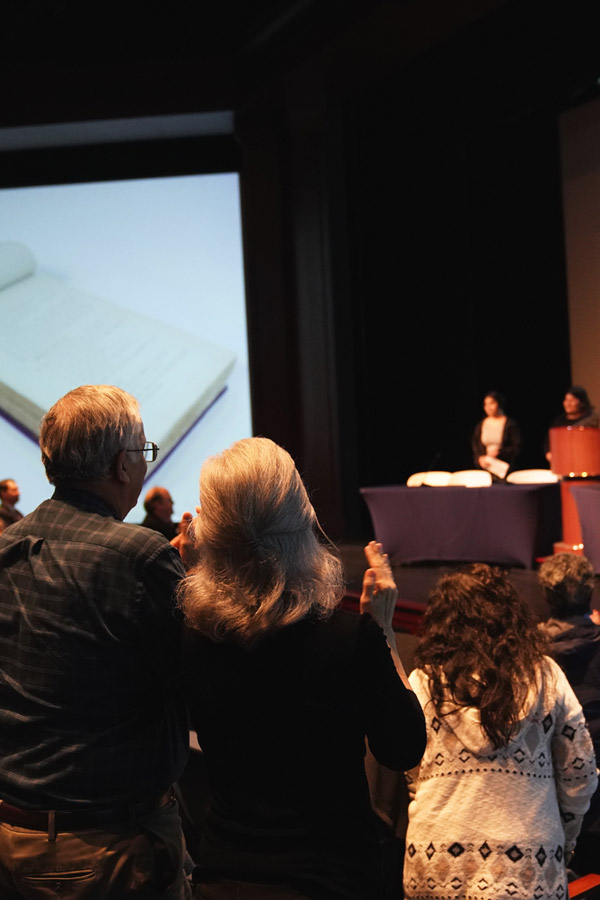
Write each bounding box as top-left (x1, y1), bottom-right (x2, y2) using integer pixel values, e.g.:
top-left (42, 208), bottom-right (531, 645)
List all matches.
top-left (0, 385), bottom-right (192, 899)
top-left (142, 485), bottom-right (179, 540)
top-left (471, 391), bottom-right (520, 475)
top-left (403, 565), bottom-right (597, 900)
top-left (538, 552), bottom-right (600, 874)
top-left (545, 385), bottom-right (599, 462)
top-left (178, 437), bottom-right (426, 900)
top-left (0, 478), bottom-right (23, 534)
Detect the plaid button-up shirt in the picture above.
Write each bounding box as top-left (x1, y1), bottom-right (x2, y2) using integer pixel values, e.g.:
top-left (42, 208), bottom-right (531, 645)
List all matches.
top-left (0, 487), bottom-right (188, 809)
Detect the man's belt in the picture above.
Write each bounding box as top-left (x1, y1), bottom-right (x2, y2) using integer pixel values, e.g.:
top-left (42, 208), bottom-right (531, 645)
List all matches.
top-left (0, 787), bottom-right (174, 833)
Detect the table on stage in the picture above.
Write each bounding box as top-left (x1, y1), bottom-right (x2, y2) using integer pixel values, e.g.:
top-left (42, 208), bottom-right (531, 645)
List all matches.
top-left (360, 483), bottom-right (561, 569)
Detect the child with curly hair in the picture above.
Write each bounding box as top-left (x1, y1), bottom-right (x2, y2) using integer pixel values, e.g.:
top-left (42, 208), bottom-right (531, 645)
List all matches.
top-left (403, 564), bottom-right (597, 900)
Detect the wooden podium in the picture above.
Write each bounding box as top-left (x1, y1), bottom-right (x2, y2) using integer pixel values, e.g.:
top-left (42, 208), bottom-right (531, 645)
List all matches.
top-left (549, 426), bottom-right (600, 552)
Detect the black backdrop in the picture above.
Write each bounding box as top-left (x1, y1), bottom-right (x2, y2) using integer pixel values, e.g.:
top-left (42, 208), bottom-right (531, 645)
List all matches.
top-left (240, 1), bottom-right (581, 537)
top-left (3, 0), bottom-right (600, 539)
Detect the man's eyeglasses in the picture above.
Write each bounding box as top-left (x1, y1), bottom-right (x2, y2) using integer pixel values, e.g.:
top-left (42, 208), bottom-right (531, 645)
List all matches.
top-left (125, 442), bottom-right (160, 463)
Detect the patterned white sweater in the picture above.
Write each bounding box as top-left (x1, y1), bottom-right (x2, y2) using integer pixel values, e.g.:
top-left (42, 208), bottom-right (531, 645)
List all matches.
top-left (404, 657), bottom-right (598, 900)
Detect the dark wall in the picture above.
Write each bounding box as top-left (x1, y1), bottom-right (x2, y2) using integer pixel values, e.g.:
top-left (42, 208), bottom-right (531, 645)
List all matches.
top-left (240, 4), bottom-right (578, 539)
top-left (348, 105), bottom-right (571, 491)
top-left (3, 0), bottom-right (599, 541)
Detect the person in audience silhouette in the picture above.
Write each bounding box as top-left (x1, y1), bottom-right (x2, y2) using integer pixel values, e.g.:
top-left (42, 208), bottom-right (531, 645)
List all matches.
top-left (142, 486), bottom-right (178, 540)
top-left (538, 552), bottom-right (600, 875)
top-left (0, 479), bottom-right (23, 534)
top-left (403, 564), bottom-right (597, 900)
top-left (0, 386), bottom-right (192, 899)
top-left (178, 437), bottom-right (426, 900)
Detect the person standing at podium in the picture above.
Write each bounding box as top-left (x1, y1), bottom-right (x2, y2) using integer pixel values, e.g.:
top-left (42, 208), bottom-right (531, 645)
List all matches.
top-left (545, 385), bottom-right (599, 462)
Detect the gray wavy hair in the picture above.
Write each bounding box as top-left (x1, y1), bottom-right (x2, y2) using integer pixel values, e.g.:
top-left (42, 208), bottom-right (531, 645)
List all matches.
top-left (178, 437), bottom-right (344, 644)
top-left (40, 385), bottom-right (143, 485)
top-left (538, 552), bottom-right (595, 618)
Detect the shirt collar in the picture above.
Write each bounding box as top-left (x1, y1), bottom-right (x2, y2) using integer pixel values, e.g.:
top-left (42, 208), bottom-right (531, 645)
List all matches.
top-left (52, 485), bottom-right (121, 520)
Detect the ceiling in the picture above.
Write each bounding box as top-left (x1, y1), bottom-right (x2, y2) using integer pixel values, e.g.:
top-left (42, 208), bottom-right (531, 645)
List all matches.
top-left (1, 0), bottom-right (513, 127)
top-left (1, 0), bottom-right (600, 140)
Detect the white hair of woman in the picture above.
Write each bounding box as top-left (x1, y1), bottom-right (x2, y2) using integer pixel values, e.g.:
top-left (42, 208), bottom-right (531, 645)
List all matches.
top-left (179, 437), bottom-right (344, 644)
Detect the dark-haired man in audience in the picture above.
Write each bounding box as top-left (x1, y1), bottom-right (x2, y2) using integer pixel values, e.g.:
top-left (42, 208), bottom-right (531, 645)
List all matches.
top-left (538, 552), bottom-right (600, 875)
top-left (0, 478), bottom-right (23, 534)
top-left (0, 385), bottom-right (192, 899)
top-left (142, 485), bottom-right (178, 540)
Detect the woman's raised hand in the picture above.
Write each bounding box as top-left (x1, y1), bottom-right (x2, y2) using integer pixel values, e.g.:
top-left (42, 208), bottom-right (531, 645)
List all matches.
top-left (359, 540), bottom-right (398, 633)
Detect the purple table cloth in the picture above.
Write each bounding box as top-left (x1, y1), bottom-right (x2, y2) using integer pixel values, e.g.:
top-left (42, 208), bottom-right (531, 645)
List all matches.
top-left (571, 483), bottom-right (600, 574)
top-left (360, 483), bottom-right (561, 569)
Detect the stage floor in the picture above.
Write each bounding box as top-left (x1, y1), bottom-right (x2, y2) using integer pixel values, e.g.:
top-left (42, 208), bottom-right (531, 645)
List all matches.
top-left (336, 540), bottom-right (600, 633)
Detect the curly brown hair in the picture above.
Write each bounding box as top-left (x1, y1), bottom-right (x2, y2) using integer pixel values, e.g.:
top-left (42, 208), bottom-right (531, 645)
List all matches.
top-left (415, 564), bottom-right (547, 749)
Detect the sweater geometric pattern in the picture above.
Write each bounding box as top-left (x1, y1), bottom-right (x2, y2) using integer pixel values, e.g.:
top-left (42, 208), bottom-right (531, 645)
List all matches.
top-left (405, 838), bottom-right (566, 899)
top-left (403, 660), bottom-right (598, 900)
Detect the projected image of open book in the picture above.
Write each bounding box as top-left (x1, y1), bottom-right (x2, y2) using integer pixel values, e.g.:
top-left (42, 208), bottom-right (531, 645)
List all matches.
top-left (0, 241), bottom-right (236, 465)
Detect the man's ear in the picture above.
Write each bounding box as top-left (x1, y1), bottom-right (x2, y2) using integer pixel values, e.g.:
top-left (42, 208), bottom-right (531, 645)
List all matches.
top-left (113, 449), bottom-right (130, 484)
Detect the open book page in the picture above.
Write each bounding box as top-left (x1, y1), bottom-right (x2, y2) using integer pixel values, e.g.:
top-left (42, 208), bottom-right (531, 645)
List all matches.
top-left (0, 248), bottom-right (236, 459)
top-left (484, 457), bottom-right (509, 479)
top-left (0, 242), bottom-right (36, 291)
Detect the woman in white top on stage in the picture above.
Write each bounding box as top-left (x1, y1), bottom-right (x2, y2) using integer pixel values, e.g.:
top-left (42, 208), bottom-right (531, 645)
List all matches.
top-left (471, 390), bottom-right (520, 475)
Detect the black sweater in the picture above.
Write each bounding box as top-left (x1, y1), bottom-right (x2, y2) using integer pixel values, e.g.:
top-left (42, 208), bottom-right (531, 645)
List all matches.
top-left (184, 610), bottom-right (426, 900)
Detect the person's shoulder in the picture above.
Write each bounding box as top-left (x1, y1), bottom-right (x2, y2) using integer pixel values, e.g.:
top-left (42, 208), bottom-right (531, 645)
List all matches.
top-left (116, 518), bottom-right (172, 549)
top-left (408, 667), bottom-right (429, 698)
top-left (408, 666), bottom-right (427, 685)
top-left (321, 608), bottom-right (386, 644)
top-left (549, 413), bottom-right (567, 428)
top-left (539, 654), bottom-right (579, 698)
top-left (543, 616), bottom-right (600, 643)
top-left (289, 609), bottom-right (380, 670)
top-left (43, 499), bottom-right (174, 557)
top-left (541, 654), bottom-right (563, 677)
top-left (1, 500), bottom-right (50, 533)
top-left (304, 608), bottom-right (363, 646)
top-left (322, 610), bottom-right (405, 672)
top-left (102, 520), bottom-right (185, 574)
top-left (581, 411), bottom-right (600, 427)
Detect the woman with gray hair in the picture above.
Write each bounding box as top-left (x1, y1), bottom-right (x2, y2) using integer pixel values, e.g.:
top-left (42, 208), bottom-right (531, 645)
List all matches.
top-left (178, 437), bottom-right (426, 900)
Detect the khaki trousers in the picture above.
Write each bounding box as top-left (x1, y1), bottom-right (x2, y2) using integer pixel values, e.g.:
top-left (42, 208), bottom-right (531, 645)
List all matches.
top-left (0, 798), bottom-right (192, 899)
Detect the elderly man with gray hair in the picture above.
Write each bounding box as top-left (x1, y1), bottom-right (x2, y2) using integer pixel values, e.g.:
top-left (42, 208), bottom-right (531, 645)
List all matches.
top-left (0, 385), bottom-right (192, 899)
top-left (538, 552), bottom-right (600, 876)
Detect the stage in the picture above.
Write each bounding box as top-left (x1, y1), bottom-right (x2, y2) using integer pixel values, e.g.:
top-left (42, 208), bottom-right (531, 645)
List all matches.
top-left (336, 540), bottom-right (600, 636)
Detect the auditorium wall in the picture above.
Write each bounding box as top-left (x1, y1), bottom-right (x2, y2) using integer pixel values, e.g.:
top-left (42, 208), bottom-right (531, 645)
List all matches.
top-left (238, 5), bottom-right (579, 537)
top-left (2, 1), bottom-right (599, 540)
top-left (560, 97), bottom-right (600, 411)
